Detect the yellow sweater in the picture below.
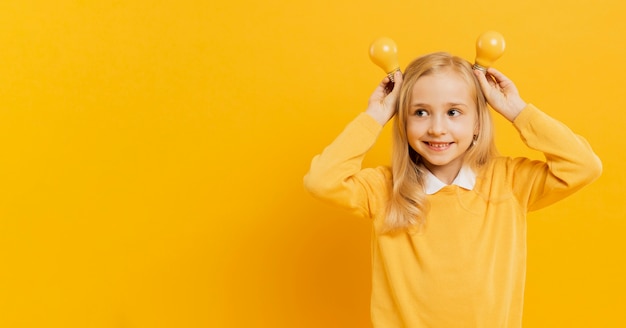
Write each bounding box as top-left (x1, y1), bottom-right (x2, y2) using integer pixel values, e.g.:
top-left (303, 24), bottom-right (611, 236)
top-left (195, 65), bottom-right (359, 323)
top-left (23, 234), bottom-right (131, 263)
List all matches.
top-left (304, 105), bottom-right (601, 327)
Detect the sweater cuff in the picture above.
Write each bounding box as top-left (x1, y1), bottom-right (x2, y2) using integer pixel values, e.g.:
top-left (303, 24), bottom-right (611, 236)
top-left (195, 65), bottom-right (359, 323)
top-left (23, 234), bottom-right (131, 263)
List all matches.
top-left (356, 112), bottom-right (385, 136)
top-left (512, 103), bottom-right (541, 130)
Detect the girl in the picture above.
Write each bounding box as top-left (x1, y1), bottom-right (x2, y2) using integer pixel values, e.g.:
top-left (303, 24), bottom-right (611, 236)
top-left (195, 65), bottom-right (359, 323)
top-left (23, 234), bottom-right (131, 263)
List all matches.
top-left (304, 52), bottom-right (602, 327)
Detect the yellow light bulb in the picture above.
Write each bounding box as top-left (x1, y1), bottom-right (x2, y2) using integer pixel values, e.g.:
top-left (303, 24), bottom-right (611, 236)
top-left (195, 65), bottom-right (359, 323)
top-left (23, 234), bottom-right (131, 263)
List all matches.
top-left (473, 31), bottom-right (506, 72)
top-left (369, 37), bottom-right (400, 81)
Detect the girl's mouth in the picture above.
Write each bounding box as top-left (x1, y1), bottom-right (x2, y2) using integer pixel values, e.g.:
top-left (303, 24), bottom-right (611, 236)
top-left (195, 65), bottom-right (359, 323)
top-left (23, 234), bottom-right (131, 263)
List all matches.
top-left (425, 142), bottom-right (453, 150)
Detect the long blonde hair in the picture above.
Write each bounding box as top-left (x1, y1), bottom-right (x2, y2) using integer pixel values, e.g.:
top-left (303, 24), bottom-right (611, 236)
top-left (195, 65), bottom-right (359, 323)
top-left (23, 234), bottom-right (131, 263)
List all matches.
top-left (384, 52), bottom-right (497, 233)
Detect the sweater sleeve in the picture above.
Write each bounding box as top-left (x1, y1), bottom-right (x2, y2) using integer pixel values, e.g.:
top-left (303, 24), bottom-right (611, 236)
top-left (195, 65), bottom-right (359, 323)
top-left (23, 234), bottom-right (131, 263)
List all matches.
top-left (303, 113), bottom-right (392, 219)
top-left (510, 104), bottom-right (602, 211)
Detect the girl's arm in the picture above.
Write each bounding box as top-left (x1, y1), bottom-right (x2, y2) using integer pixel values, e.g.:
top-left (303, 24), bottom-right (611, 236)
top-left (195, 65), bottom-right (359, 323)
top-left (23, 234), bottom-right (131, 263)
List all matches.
top-left (475, 68), bottom-right (602, 210)
top-left (303, 72), bottom-right (403, 217)
top-left (507, 105), bottom-right (602, 210)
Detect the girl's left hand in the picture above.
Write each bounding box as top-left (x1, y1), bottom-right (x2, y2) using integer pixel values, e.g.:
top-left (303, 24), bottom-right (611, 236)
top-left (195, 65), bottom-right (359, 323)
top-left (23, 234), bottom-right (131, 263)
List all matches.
top-left (474, 67), bottom-right (527, 122)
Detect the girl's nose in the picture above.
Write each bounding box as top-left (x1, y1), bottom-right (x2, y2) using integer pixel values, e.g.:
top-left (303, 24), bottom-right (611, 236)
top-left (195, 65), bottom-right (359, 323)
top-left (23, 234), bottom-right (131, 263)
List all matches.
top-left (428, 116), bottom-right (447, 136)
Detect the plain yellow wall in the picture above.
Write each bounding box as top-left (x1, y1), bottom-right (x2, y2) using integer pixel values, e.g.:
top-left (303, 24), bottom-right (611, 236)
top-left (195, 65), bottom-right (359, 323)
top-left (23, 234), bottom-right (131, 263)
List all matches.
top-left (0, 0), bottom-right (624, 327)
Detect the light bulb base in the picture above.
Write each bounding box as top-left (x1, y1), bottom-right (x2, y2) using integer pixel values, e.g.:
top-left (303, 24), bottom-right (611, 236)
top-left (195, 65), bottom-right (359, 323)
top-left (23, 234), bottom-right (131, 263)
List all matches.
top-left (387, 68), bottom-right (400, 82)
top-left (472, 63), bottom-right (487, 72)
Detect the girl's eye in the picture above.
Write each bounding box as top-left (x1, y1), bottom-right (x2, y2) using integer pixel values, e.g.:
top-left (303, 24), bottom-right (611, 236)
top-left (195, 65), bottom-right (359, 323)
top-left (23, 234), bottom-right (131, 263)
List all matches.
top-left (448, 109), bottom-right (461, 116)
top-left (414, 109), bottom-right (428, 117)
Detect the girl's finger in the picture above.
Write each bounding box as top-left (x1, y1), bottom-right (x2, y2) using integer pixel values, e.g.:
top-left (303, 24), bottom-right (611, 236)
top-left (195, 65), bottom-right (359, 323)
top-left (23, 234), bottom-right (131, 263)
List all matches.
top-left (473, 69), bottom-right (493, 93)
top-left (389, 71), bottom-right (403, 95)
top-left (486, 67), bottom-right (510, 84)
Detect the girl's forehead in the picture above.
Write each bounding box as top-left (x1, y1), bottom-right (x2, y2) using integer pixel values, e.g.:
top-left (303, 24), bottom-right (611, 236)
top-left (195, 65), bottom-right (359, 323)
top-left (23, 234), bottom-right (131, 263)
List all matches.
top-left (417, 69), bottom-right (470, 83)
top-left (411, 71), bottom-right (474, 95)
top-left (406, 69), bottom-right (478, 110)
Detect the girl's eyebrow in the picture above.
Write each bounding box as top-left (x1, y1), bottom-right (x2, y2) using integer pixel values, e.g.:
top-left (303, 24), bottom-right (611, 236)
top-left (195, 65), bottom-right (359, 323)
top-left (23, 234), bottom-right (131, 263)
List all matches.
top-left (411, 102), bottom-right (469, 108)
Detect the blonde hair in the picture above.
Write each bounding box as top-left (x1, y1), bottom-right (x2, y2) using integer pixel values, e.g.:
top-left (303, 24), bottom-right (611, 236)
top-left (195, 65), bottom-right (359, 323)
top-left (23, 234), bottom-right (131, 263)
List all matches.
top-left (384, 52), bottom-right (497, 233)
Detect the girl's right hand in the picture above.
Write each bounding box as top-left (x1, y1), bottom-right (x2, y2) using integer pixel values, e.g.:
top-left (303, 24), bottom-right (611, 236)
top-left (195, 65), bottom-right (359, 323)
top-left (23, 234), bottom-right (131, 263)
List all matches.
top-left (365, 70), bottom-right (403, 126)
top-left (474, 67), bottom-right (527, 122)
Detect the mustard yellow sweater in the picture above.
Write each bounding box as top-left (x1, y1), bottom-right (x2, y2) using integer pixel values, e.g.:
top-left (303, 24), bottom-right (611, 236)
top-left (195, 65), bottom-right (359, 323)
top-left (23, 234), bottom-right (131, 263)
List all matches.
top-left (304, 105), bottom-right (601, 327)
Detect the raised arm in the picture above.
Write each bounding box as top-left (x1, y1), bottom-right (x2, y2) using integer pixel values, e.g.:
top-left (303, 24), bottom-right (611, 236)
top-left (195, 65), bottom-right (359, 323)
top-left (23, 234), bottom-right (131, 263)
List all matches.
top-left (508, 104), bottom-right (602, 210)
top-left (475, 67), bottom-right (602, 210)
top-left (303, 72), bottom-right (403, 217)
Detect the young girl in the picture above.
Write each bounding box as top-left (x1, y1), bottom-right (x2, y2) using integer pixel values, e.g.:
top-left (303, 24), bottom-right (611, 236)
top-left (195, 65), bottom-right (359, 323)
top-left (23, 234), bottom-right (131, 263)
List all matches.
top-left (304, 52), bottom-right (602, 327)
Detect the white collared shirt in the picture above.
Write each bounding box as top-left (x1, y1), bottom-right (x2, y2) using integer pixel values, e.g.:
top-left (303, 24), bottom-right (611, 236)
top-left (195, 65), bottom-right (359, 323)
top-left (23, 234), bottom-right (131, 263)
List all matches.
top-left (423, 165), bottom-right (476, 195)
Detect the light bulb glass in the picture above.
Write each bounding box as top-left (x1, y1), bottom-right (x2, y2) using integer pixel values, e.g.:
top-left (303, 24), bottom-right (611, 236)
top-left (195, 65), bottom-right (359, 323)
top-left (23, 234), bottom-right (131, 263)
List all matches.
top-left (369, 37), bottom-right (400, 81)
top-left (473, 31), bottom-right (506, 72)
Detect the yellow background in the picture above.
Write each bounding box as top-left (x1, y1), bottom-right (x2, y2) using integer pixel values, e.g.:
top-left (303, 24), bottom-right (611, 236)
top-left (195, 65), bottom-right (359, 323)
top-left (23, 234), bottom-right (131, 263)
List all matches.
top-left (0, 0), bottom-right (624, 327)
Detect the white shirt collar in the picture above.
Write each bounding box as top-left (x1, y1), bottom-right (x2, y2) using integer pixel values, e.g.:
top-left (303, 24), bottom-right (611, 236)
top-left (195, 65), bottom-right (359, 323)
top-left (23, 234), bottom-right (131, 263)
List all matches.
top-left (423, 165), bottom-right (476, 195)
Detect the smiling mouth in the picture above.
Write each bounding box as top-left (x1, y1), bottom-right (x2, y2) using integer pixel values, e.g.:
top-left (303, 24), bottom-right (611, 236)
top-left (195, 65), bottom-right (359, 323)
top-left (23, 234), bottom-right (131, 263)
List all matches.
top-left (424, 142), bottom-right (453, 150)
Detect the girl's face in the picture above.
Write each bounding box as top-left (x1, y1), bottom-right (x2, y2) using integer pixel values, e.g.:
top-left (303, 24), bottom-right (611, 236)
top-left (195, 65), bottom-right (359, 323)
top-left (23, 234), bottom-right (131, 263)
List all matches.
top-left (406, 69), bottom-right (478, 183)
